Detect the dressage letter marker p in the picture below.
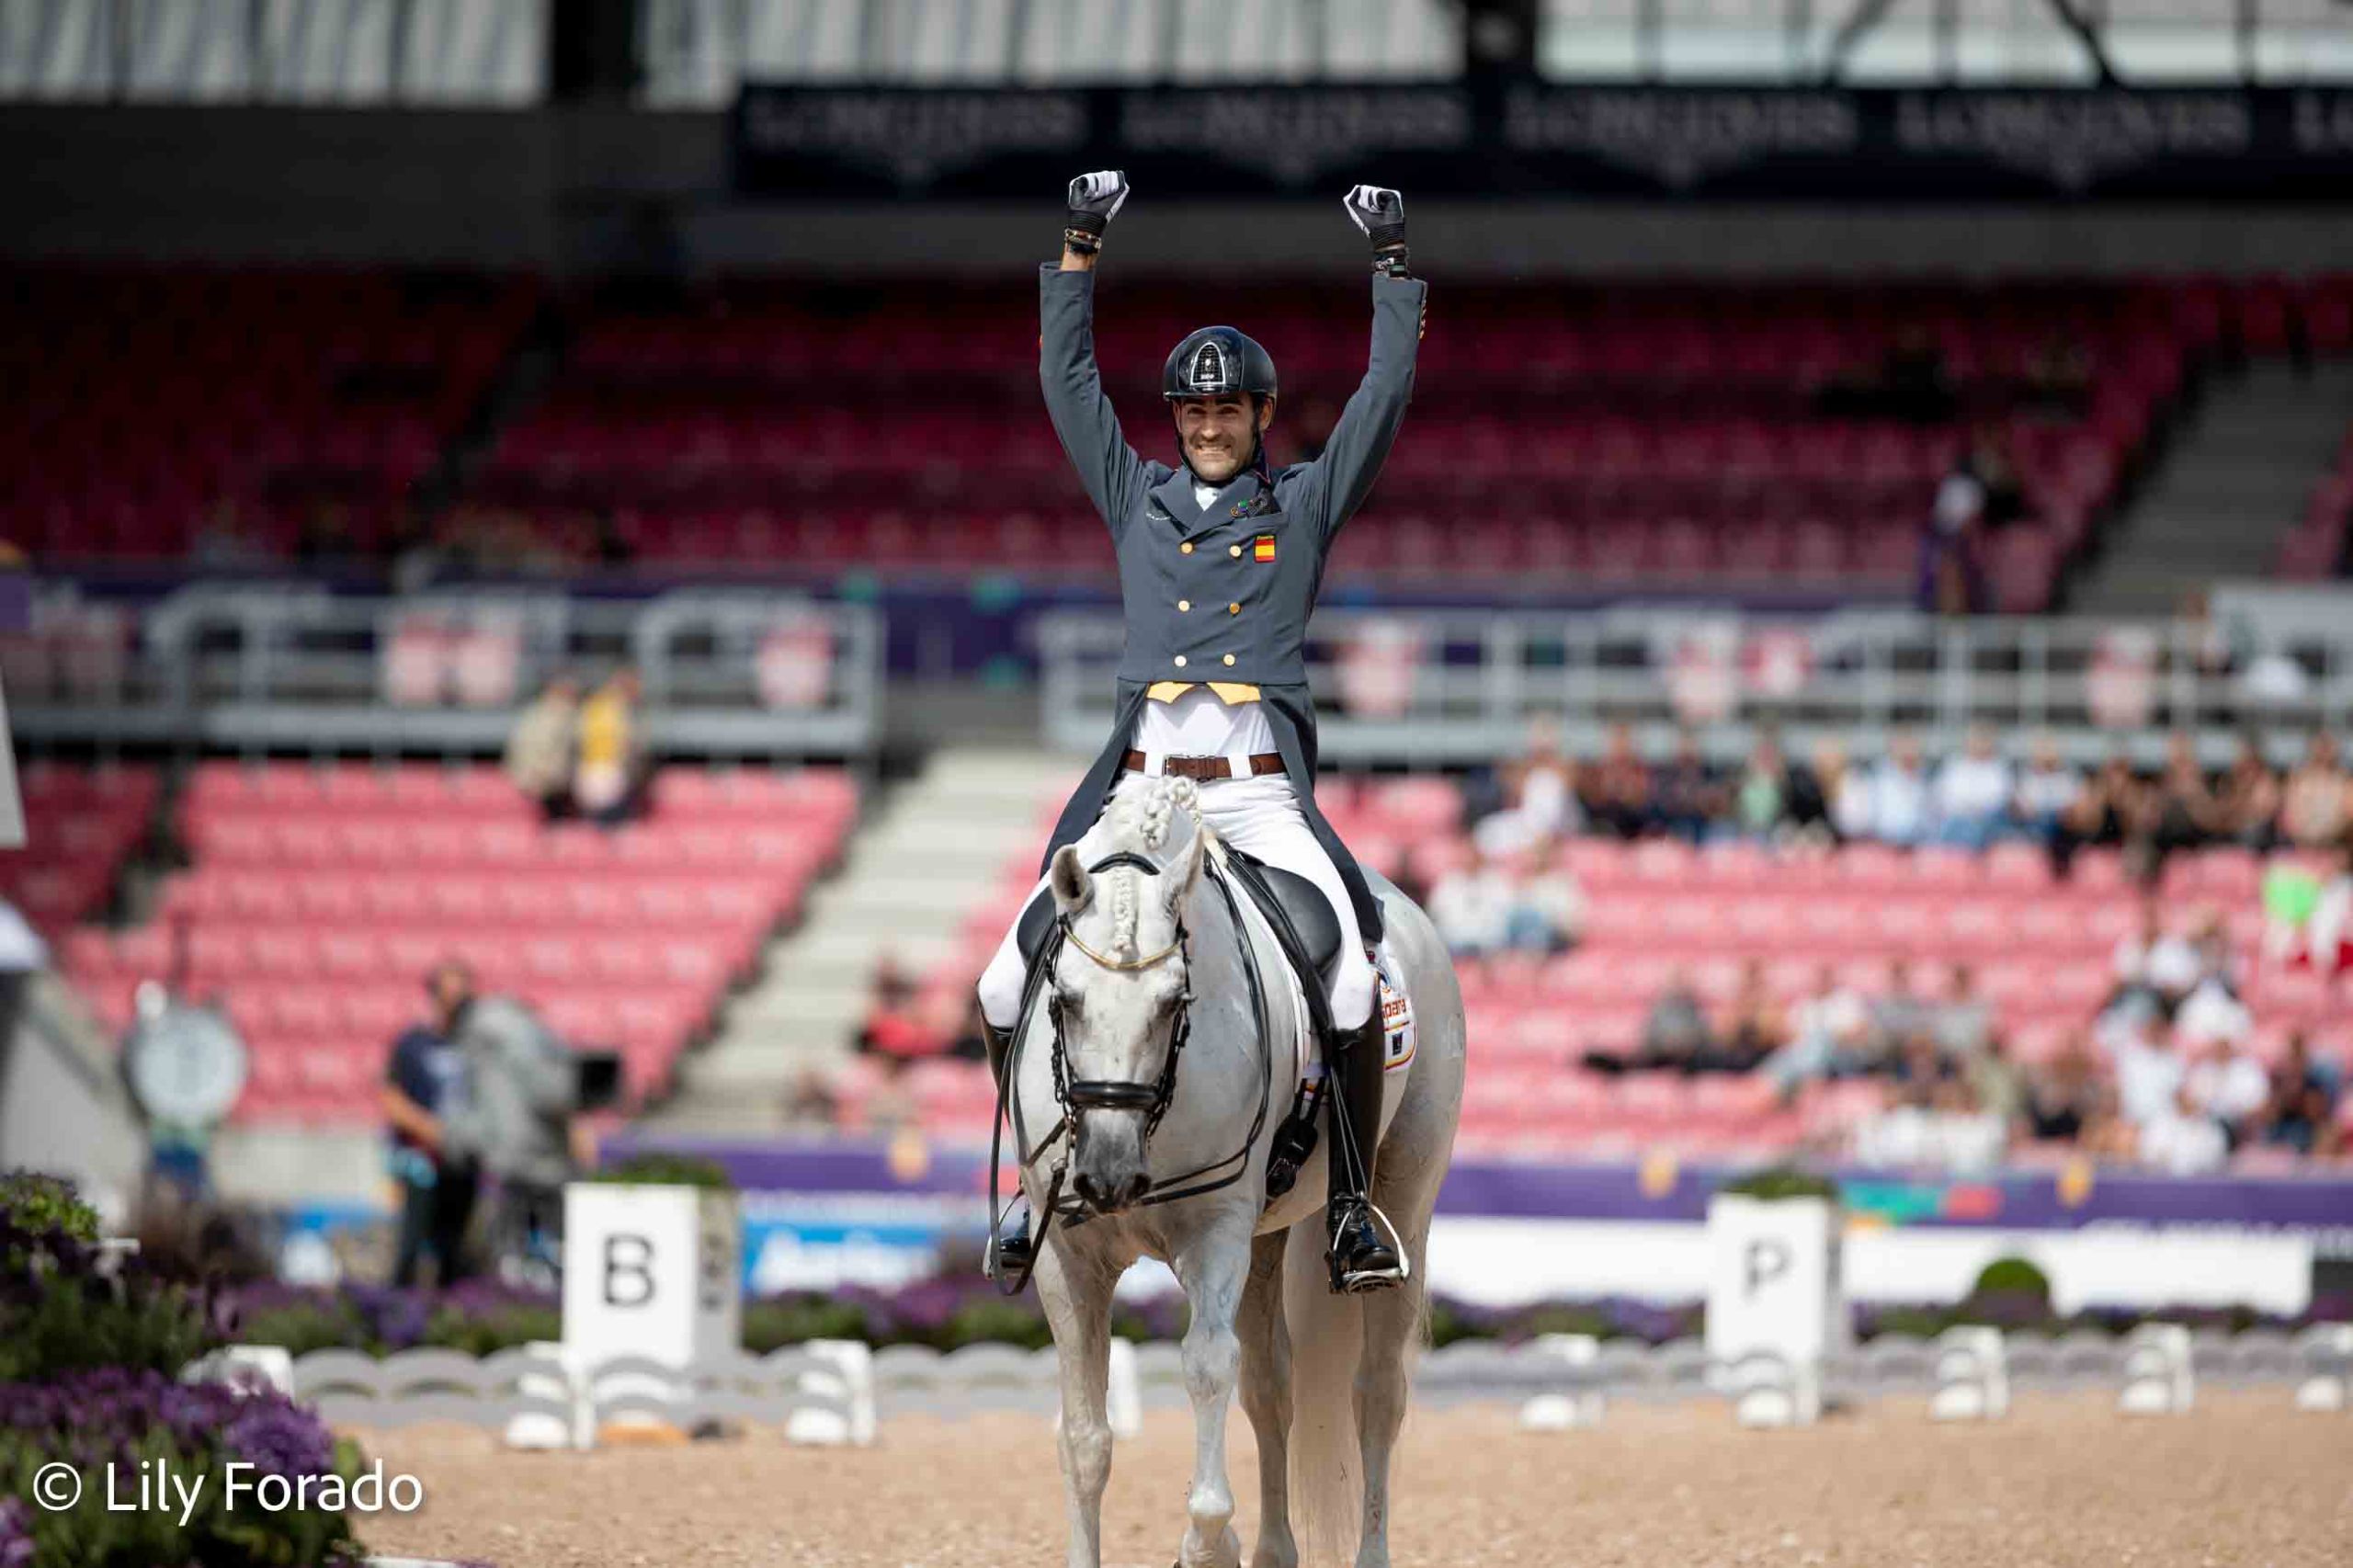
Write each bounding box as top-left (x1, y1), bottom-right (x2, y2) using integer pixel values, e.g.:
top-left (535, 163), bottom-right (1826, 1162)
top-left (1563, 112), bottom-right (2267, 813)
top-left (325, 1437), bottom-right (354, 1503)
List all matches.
top-left (1744, 1237), bottom-right (1791, 1300)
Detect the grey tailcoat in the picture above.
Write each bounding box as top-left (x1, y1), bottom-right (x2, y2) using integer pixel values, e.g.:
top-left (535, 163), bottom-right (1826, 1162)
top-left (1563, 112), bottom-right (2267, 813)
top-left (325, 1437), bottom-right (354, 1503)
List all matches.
top-left (1037, 263), bottom-right (1427, 941)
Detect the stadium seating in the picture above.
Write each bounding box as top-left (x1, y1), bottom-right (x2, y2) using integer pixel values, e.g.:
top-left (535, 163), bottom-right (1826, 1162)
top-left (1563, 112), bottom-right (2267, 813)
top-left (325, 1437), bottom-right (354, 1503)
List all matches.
top-left (3, 265), bottom-right (540, 561)
top-left (453, 274), bottom-right (2331, 608)
top-left (869, 772), bottom-right (2347, 1156)
top-left (58, 762), bottom-right (858, 1124)
top-left (2278, 420), bottom-right (2353, 580)
top-left (0, 762), bottom-right (159, 937)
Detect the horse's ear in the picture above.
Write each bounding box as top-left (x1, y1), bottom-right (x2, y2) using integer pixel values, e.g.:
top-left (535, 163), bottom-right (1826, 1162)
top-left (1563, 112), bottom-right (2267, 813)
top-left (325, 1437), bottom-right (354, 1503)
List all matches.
top-left (1048, 844), bottom-right (1093, 915)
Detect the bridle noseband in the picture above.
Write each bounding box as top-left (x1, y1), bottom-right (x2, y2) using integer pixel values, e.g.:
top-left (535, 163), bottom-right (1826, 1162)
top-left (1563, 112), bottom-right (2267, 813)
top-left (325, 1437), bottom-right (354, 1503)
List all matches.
top-left (1052, 851), bottom-right (1194, 1133)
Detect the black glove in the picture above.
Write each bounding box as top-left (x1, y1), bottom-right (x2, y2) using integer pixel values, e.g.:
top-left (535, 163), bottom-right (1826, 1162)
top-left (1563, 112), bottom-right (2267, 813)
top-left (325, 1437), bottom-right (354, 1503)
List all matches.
top-left (1064, 169), bottom-right (1130, 251)
top-left (1343, 184), bottom-right (1406, 254)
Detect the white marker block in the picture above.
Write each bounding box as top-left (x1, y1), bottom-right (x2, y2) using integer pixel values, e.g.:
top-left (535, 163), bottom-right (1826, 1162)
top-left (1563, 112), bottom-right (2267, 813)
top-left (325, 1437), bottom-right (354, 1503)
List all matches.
top-left (784, 1339), bottom-right (879, 1448)
top-left (1929, 1327), bottom-right (2009, 1423)
top-left (503, 1342), bottom-right (590, 1451)
top-left (1518, 1334), bottom-right (1605, 1431)
top-left (1705, 1195), bottom-right (1844, 1427)
top-left (2292, 1324), bottom-right (2353, 1414)
top-left (2118, 1324), bottom-right (2194, 1415)
top-left (1051, 1337), bottom-right (1144, 1443)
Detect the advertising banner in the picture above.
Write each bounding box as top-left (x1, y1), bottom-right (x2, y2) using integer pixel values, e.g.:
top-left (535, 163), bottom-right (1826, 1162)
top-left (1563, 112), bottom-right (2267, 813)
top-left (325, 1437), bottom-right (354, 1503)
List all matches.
top-left (734, 82), bottom-right (2353, 204)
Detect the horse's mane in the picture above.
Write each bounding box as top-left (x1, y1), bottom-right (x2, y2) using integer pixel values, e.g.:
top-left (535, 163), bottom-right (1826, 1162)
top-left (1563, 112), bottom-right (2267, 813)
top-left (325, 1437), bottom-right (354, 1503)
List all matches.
top-left (1098, 777), bottom-right (1204, 960)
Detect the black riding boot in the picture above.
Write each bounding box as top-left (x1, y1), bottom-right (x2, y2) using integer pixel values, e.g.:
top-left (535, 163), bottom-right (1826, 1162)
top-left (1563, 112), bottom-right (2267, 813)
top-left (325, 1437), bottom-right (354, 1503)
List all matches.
top-left (981, 1017), bottom-right (1035, 1282)
top-left (1324, 1010), bottom-right (1403, 1293)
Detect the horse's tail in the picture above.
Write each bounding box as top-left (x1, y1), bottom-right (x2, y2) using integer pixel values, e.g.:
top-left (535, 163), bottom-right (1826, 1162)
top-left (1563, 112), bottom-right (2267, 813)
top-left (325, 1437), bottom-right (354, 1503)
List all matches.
top-left (1281, 1229), bottom-right (1362, 1566)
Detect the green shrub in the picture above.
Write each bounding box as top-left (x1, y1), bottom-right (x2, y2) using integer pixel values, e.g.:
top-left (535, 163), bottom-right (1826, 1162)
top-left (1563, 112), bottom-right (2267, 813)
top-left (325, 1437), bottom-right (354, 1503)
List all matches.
top-left (424, 1298), bottom-right (561, 1357)
top-left (742, 1294), bottom-right (877, 1353)
top-left (584, 1153), bottom-right (735, 1191)
top-left (1716, 1165), bottom-right (1839, 1202)
top-left (0, 1170), bottom-right (100, 1245)
top-left (232, 1295), bottom-right (377, 1358)
top-left (1967, 1256), bottom-right (2052, 1306)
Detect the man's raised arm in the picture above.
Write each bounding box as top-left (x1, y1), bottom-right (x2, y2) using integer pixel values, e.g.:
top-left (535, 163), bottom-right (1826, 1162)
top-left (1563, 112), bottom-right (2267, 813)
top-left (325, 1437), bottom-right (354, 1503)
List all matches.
top-left (1302, 185), bottom-right (1427, 541)
top-left (1040, 169), bottom-right (1146, 532)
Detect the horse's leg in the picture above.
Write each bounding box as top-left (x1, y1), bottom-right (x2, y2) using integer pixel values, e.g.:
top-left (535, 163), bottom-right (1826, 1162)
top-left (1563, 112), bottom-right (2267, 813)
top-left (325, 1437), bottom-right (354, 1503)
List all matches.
top-left (1173, 1213), bottom-right (1253, 1568)
top-left (1351, 1209), bottom-right (1427, 1568)
top-left (1235, 1230), bottom-right (1298, 1568)
top-left (1036, 1239), bottom-right (1120, 1568)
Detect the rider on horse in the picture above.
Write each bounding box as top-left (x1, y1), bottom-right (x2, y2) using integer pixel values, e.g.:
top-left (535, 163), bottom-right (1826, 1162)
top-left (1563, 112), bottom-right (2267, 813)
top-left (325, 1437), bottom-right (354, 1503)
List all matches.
top-left (976, 169), bottom-right (1426, 1294)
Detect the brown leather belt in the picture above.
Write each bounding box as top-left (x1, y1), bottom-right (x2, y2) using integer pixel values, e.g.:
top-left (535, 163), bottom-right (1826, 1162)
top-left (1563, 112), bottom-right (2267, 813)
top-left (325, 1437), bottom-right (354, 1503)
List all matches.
top-left (1121, 749), bottom-right (1284, 781)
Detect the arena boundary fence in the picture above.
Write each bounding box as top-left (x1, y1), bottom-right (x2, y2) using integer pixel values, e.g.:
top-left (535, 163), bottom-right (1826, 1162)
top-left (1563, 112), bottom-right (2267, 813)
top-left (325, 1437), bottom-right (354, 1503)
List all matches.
top-left (193, 1323), bottom-right (2353, 1437)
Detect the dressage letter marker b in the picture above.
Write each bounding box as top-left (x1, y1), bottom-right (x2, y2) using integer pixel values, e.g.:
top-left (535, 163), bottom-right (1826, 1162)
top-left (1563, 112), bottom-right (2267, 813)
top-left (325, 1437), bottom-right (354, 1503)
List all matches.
top-left (604, 1234), bottom-right (656, 1309)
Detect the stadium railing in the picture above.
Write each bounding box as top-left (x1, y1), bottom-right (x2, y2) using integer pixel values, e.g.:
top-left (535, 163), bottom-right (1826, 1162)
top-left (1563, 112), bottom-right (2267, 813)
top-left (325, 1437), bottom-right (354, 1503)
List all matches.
top-left (3, 585), bottom-right (884, 760)
top-left (1038, 603), bottom-right (2353, 767)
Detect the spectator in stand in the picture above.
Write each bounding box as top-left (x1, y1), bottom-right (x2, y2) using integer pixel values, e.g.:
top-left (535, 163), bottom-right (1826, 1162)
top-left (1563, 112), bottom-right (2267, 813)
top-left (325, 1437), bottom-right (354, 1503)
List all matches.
top-left (2183, 1034), bottom-right (2270, 1145)
top-left (2111, 894), bottom-right (2202, 1016)
top-left (2147, 733), bottom-right (2223, 865)
top-left (1498, 840), bottom-right (1585, 968)
top-left (2012, 733), bottom-right (2083, 858)
top-left (1766, 963), bottom-right (1873, 1090)
top-left (1631, 968), bottom-right (1714, 1074)
top-left (2256, 1033), bottom-right (2342, 1154)
top-left (383, 960), bottom-right (481, 1288)
top-left (2213, 733), bottom-right (2282, 850)
top-left (2023, 1030), bottom-right (2105, 1144)
top-left (2280, 733), bottom-right (2351, 848)
top-left (1868, 956), bottom-right (1933, 1071)
top-left (1580, 721), bottom-right (1652, 840)
top-left (1649, 729), bottom-right (1722, 844)
top-left (1860, 731), bottom-right (1934, 846)
top-left (2102, 1002), bottom-right (2185, 1131)
top-left (854, 956), bottom-right (941, 1069)
top-left (1932, 962), bottom-right (1995, 1061)
top-left (1965, 1030), bottom-right (2027, 1130)
top-left (502, 673), bottom-right (579, 823)
top-left (1713, 958), bottom-right (1788, 1074)
top-left (1930, 725), bottom-right (2014, 849)
top-left (2140, 1081), bottom-right (2229, 1176)
top-left (1472, 712), bottom-right (1583, 857)
top-left (1916, 426), bottom-right (2022, 617)
top-left (2052, 751), bottom-right (2144, 880)
top-left (1428, 846), bottom-right (1514, 971)
top-left (573, 666), bottom-right (646, 826)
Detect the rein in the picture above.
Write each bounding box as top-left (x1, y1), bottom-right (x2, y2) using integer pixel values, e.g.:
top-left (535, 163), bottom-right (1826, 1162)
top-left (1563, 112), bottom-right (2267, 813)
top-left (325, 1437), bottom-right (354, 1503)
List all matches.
top-left (986, 842), bottom-right (1278, 1294)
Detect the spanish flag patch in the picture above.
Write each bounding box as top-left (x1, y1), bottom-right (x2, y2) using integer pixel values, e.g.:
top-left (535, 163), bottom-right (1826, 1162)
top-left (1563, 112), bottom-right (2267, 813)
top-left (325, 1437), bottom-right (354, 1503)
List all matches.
top-left (1252, 532), bottom-right (1277, 563)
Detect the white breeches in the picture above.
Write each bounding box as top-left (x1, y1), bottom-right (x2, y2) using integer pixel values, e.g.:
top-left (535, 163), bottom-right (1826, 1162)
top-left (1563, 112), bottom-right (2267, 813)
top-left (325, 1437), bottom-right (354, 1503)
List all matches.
top-left (977, 770), bottom-right (1376, 1033)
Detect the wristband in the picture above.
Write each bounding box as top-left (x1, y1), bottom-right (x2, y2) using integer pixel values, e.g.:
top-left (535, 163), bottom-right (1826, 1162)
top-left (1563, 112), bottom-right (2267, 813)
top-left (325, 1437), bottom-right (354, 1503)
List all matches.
top-left (1365, 221), bottom-right (1407, 252)
top-left (1065, 209), bottom-right (1108, 237)
top-left (1373, 247), bottom-right (1412, 280)
top-left (1063, 226), bottom-right (1102, 256)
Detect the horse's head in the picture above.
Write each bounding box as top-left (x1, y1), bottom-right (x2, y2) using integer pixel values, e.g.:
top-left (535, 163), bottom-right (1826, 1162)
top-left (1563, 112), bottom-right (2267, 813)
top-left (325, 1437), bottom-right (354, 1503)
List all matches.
top-left (1047, 778), bottom-right (1205, 1215)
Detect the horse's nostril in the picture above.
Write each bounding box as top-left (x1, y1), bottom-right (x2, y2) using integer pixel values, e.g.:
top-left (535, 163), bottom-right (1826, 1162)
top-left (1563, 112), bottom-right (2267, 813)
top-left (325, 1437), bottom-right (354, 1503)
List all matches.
top-left (1119, 1173), bottom-right (1151, 1207)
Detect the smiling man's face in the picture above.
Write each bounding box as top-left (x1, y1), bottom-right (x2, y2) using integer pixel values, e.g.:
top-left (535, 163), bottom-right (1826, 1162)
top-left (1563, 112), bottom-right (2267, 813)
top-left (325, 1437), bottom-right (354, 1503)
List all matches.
top-left (1171, 393), bottom-right (1272, 484)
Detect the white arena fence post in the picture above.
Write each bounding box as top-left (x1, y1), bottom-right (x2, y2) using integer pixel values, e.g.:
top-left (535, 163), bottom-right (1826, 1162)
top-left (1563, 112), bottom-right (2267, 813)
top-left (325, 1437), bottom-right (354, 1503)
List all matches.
top-left (2293, 1324), bottom-right (2353, 1413)
top-left (1928, 1327), bottom-right (2009, 1422)
top-left (1518, 1333), bottom-right (1606, 1431)
top-left (783, 1339), bottom-right (880, 1447)
top-left (2118, 1324), bottom-right (2196, 1415)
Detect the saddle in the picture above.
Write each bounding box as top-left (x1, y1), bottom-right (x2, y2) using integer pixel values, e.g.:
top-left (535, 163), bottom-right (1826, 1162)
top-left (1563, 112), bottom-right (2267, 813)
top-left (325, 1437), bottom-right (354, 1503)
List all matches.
top-left (1015, 850), bottom-right (1341, 984)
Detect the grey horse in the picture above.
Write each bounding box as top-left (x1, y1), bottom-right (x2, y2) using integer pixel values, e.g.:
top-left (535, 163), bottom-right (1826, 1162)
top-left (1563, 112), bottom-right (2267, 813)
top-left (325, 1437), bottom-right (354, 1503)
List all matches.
top-left (1006, 777), bottom-right (1466, 1568)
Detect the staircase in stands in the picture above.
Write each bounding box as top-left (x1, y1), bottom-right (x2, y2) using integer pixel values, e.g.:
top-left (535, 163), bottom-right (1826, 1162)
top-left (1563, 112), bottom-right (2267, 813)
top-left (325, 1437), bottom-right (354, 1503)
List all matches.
top-left (2077, 360), bottom-right (2353, 615)
top-left (654, 748), bottom-right (1075, 1133)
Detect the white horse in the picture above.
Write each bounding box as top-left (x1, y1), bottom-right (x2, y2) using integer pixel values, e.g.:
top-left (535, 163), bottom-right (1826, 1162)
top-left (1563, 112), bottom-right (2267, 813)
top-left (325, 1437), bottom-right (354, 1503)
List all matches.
top-left (1003, 777), bottom-right (1465, 1568)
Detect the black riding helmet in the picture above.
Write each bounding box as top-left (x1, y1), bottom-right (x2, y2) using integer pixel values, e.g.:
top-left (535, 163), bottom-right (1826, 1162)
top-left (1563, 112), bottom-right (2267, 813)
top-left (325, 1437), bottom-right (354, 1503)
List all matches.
top-left (1164, 325), bottom-right (1278, 479)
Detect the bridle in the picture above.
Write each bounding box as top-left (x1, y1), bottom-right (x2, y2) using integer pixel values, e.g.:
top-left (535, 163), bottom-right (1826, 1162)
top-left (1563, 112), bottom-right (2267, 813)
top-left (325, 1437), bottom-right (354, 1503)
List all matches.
top-left (1051, 851), bottom-right (1194, 1133)
top-left (988, 844), bottom-right (1277, 1295)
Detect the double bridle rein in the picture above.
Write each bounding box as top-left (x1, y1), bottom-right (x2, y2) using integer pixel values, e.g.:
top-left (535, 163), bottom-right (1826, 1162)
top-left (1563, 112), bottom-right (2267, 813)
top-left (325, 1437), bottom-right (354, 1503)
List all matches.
top-left (988, 845), bottom-right (1277, 1295)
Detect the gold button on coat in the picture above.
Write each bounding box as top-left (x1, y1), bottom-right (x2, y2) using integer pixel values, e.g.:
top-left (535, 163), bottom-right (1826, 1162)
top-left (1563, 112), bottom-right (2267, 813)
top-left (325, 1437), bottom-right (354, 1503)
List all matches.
top-left (1177, 599), bottom-right (1190, 612)
top-left (1173, 655), bottom-right (1188, 668)
top-left (1228, 602), bottom-right (1240, 614)
top-left (1229, 543), bottom-right (1242, 556)
top-left (1222, 653), bottom-right (1235, 666)
top-left (1180, 542), bottom-right (1194, 554)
